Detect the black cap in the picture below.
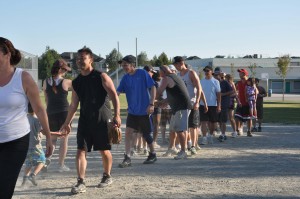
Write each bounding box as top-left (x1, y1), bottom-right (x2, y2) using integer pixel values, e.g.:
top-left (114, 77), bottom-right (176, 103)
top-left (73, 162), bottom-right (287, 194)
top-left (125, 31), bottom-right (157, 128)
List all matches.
top-left (143, 65), bottom-right (157, 73)
top-left (203, 65), bottom-right (213, 71)
top-left (172, 56), bottom-right (184, 64)
top-left (118, 55), bottom-right (136, 64)
top-left (213, 67), bottom-right (222, 75)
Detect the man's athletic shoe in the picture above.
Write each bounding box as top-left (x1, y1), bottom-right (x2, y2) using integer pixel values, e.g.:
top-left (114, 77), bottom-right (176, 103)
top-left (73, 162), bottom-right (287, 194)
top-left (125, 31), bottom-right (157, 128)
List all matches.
top-left (58, 164), bottom-right (71, 172)
top-left (207, 135), bottom-right (214, 144)
top-left (163, 148), bottom-right (178, 157)
top-left (231, 131), bottom-right (237, 138)
top-left (174, 150), bottom-right (187, 160)
top-left (119, 154), bottom-right (131, 168)
top-left (258, 127), bottom-right (262, 132)
top-left (71, 179), bottom-right (86, 194)
top-left (218, 135), bottom-right (225, 142)
top-left (98, 173), bottom-right (112, 188)
top-left (190, 146), bottom-right (197, 155)
top-left (247, 131), bottom-right (253, 137)
top-left (28, 173), bottom-right (37, 186)
top-left (143, 152), bottom-right (157, 164)
top-left (251, 127), bottom-right (258, 132)
top-left (200, 137), bottom-right (207, 145)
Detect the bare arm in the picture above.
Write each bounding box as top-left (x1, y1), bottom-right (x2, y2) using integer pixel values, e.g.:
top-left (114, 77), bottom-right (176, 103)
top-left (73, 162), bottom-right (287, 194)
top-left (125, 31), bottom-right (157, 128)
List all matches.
top-left (217, 92), bottom-right (221, 112)
top-left (101, 73), bottom-right (121, 127)
top-left (189, 70), bottom-right (201, 110)
top-left (22, 72), bottom-right (53, 157)
top-left (147, 85), bottom-right (156, 115)
top-left (61, 88), bottom-right (80, 134)
top-left (42, 79), bottom-right (48, 105)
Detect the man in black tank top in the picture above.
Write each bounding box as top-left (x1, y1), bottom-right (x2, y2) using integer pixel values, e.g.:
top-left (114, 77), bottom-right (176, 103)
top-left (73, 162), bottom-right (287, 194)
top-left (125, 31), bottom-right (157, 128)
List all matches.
top-left (60, 47), bottom-right (121, 194)
top-left (156, 65), bottom-right (192, 160)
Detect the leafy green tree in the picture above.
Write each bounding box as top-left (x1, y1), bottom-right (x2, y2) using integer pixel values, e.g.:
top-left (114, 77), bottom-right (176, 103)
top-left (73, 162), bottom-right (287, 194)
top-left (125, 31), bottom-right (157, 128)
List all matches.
top-left (248, 63), bottom-right (258, 78)
top-left (276, 55), bottom-right (290, 101)
top-left (150, 55), bottom-right (158, 66)
top-left (137, 51), bottom-right (149, 66)
top-left (38, 46), bottom-right (61, 80)
top-left (156, 52), bottom-right (170, 66)
top-left (105, 48), bottom-right (122, 72)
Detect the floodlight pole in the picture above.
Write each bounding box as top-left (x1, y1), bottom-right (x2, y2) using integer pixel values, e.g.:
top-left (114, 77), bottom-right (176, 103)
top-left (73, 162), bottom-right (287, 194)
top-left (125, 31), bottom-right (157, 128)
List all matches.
top-left (117, 41), bottom-right (119, 86)
top-left (136, 37), bottom-right (138, 67)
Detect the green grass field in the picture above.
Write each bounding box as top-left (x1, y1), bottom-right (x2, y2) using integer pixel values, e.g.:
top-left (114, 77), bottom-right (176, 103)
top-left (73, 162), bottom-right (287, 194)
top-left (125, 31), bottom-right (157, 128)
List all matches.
top-left (263, 101), bottom-right (300, 124)
top-left (40, 92), bottom-right (300, 124)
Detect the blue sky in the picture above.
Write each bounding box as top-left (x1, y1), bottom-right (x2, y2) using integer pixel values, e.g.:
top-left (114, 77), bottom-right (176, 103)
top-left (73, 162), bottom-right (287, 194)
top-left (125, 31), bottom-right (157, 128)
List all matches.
top-left (1, 0), bottom-right (300, 59)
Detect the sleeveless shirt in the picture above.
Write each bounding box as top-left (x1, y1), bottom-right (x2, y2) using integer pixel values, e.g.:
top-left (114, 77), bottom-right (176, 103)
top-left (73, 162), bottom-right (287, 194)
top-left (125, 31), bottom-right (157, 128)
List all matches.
top-left (166, 74), bottom-right (192, 114)
top-left (46, 79), bottom-right (69, 114)
top-left (72, 70), bottom-right (112, 123)
top-left (0, 68), bottom-right (30, 143)
top-left (179, 70), bottom-right (196, 104)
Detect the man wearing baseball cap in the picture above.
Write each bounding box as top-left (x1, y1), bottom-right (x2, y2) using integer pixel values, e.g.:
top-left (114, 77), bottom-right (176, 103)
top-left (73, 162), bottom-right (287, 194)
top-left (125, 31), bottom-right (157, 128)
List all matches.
top-left (235, 68), bottom-right (253, 137)
top-left (117, 55), bottom-right (157, 167)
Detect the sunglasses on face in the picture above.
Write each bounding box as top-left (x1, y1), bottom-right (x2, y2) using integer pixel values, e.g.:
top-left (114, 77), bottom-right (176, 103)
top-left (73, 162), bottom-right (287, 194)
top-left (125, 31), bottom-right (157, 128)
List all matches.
top-left (204, 70), bottom-right (211, 73)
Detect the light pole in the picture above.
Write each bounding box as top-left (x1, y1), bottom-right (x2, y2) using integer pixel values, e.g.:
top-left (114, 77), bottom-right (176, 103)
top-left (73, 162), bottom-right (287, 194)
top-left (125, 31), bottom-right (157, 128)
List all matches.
top-left (116, 41), bottom-right (119, 86)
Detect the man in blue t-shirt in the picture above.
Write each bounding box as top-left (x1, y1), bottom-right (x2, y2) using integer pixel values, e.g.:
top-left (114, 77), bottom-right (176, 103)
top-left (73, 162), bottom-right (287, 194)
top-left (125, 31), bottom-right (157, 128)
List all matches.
top-left (117, 55), bottom-right (157, 167)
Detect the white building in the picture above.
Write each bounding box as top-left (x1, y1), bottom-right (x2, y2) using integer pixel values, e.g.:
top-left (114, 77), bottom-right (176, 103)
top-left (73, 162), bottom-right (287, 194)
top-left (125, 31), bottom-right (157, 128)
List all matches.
top-left (185, 57), bottom-right (300, 94)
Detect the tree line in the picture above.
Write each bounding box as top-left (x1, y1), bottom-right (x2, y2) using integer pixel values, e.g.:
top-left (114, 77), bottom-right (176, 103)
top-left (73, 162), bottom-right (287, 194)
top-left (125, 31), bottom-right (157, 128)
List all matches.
top-left (38, 46), bottom-right (172, 80)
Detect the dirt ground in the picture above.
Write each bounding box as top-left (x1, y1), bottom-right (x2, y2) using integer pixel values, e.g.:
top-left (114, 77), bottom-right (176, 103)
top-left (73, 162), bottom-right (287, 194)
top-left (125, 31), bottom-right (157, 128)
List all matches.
top-left (13, 122), bottom-right (300, 199)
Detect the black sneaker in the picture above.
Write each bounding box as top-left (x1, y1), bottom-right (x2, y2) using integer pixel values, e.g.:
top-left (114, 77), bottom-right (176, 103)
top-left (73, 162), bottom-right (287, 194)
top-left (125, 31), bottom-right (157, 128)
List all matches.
top-left (98, 173), bottom-right (112, 188)
top-left (28, 173), bottom-right (37, 186)
top-left (119, 154), bottom-right (131, 168)
top-left (143, 152), bottom-right (157, 164)
top-left (252, 127), bottom-right (258, 132)
top-left (21, 176), bottom-right (29, 187)
top-left (258, 127), bottom-right (262, 132)
top-left (71, 178), bottom-right (86, 194)
top-left (247, 131), bottom-right (253, 137)
top-left (218, 135), bottom-right (225, 142)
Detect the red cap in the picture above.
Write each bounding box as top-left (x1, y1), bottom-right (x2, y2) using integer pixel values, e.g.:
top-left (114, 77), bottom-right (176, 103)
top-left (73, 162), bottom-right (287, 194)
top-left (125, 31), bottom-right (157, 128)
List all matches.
top-left (237, 69), bottom-right (249, 76)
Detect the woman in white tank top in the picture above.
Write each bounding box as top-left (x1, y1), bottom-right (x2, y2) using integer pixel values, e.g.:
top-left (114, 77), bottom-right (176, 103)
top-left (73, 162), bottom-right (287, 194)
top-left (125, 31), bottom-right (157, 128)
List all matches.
top-left (0, 37), bottom-right (53, 199)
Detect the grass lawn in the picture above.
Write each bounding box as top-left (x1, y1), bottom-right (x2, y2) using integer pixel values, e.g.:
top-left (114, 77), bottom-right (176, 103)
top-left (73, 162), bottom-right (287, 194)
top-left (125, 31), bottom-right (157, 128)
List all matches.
top-left (40, 92), bottom-right (300, 124)
top-left (263, 101), bottom-right (300, 124)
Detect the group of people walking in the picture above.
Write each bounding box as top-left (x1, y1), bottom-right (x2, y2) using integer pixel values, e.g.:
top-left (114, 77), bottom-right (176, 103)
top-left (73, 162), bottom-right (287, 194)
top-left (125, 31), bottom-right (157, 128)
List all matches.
top-left (0, 37), bottom-right (266, 198)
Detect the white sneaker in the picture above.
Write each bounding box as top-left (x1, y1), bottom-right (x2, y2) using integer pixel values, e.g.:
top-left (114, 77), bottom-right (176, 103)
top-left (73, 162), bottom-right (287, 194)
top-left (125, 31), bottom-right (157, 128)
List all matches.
top-left (153, 142), bottom-right (161, 149)
top-left (231, 131), bottom-right (237, 138)
top-left (207, 135), bottom-right (214, 144)
top-left (58, 165), bottom-right (70, 172)
top-left (163, 148), bottom-right (178, 157)
top-left (200, 137), bottom-right (207, 145)
top-left (195, 144), bottom-right (201, 150)
top-left (174, 150), bottom-right (187, 160)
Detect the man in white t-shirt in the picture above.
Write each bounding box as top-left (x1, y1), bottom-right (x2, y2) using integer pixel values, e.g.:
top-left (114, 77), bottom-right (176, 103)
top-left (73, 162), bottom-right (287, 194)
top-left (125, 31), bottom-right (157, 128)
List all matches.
top-left (199, 66), bottom-right (221, 145)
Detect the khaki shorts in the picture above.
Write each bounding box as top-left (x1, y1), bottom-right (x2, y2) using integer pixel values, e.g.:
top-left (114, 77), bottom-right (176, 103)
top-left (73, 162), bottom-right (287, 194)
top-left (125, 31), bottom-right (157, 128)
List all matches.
top-left (169, 109), bottom-right (189, 132)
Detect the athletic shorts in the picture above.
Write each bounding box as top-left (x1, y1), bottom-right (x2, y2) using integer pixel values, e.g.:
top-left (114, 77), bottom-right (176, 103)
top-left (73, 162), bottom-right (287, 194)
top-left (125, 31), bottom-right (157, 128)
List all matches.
top-left (256, 103), bottom-right (263, 119)
top-left (126, 114), bottom-right (153, 134)
top-left (199, 106), bottom-right (218, 123)
top-left (153, 107), bottom-right (162, 115)
top-left (25, 147), bottom-right (46, 167)
top-left (160, 109), bottom-right (172, 127)
top-left (218, 108), bottom-right (229, 123)
top-left (48, 111), bottom-right (68, 132)
top-left (77, 118), bottom-right (111, 152)
top-left (188, 109), bottom-right (199, 128)
top-left (169, 109), bottom-right (189, 132)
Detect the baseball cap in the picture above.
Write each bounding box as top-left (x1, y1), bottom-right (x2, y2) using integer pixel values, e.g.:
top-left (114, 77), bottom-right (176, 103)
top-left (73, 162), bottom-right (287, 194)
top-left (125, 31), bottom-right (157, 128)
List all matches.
top-left (118, 55), bottom-right (136, 64)
top-left (203, 65), bottom-right (213, 72)
top-left (237, 68), bottom-right (249, 76)
top-left (53, 59), bottom-right (71, 71)
top-left (143, 65), bottom-right (157, 73)
top-left (172, 56), bottom-right (184, 64)
top-left (168, 64), bottom-right (176, 71)
top-left (213, 67), bottom-right (222, 75)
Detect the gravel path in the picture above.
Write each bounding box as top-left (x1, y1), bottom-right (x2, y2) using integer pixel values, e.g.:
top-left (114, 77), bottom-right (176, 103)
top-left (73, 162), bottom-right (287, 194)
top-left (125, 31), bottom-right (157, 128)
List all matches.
top-left (13, 123), bottom-right (300, 199)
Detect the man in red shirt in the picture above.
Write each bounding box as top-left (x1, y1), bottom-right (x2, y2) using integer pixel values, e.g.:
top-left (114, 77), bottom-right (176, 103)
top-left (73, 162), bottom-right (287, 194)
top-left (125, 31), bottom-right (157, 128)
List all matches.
top-left (234, 69), bottom-right (253, 137)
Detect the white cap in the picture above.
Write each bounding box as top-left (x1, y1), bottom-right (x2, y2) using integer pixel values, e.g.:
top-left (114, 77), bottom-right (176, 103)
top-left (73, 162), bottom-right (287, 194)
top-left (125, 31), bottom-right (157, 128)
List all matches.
top-left (168, 65), bottom-right (176, 71)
